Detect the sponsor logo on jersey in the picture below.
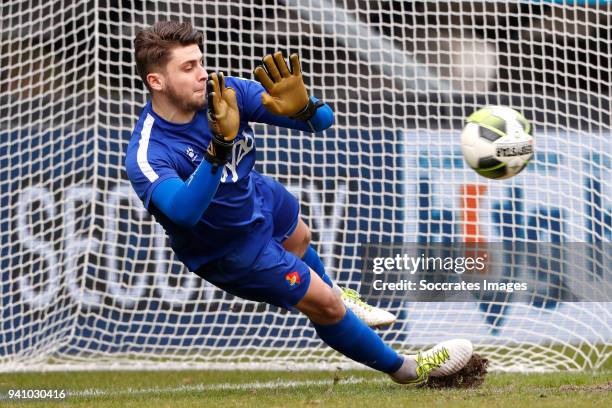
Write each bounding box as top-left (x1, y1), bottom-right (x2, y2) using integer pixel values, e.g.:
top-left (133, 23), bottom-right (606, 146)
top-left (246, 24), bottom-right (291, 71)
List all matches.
top-left (221, 129), bottom-right (255, 183)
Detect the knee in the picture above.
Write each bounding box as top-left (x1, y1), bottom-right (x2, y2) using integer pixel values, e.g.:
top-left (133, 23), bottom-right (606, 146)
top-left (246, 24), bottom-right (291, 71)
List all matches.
top-left (287, 221), bottom-right (311, 258)
top-left (300, 226), bottom-right (312, 255)
top-left (314, 292), bottom-right (345, 324)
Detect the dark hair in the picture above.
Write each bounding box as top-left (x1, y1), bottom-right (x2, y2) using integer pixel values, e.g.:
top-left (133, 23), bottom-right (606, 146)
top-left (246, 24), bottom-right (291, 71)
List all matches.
top-left (134, 21), bottom-right (203, 91)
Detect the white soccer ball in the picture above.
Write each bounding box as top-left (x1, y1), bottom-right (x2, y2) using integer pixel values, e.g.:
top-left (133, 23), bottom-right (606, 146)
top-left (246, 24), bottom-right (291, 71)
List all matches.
top-left (460, 106), bottom-right (534, 179)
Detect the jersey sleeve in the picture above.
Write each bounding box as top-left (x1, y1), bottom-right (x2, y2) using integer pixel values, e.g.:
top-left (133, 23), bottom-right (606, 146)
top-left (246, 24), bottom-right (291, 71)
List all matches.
top-left (125, 139), bottom-right (180, 210)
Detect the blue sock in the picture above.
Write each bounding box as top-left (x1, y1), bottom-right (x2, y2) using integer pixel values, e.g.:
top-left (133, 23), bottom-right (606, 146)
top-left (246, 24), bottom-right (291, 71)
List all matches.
top-left (302, 246), bottom-right (334, 288)
top-left (312, 309), bottom-right (403, 373)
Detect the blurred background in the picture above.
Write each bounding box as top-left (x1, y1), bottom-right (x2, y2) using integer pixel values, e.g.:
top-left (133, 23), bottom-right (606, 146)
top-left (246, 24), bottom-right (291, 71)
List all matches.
top-left (2, 1), bottom-right (611, 130)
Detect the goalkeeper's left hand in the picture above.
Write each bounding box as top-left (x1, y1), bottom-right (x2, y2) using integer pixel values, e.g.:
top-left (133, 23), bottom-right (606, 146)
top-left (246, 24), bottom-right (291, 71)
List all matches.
top-left (253, 51), bottom-right (320, 121)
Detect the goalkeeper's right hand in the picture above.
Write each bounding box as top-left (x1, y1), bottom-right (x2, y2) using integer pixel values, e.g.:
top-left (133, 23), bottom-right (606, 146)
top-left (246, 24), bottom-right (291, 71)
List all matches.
top-left (205, 72), bottom-right (240, 171)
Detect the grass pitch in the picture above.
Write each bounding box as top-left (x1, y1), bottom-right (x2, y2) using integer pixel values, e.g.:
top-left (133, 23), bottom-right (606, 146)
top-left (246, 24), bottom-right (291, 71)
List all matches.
top-left (0, 366), bottom-right (610, 408)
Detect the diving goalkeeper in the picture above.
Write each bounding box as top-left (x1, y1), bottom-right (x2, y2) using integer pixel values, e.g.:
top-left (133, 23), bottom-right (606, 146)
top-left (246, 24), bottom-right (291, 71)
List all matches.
top-left (125, 21), bottom-right (473, 384)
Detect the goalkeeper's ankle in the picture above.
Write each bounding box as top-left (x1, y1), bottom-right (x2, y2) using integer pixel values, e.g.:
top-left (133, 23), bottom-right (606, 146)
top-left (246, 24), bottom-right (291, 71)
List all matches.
top-left (389, 356), bottom-right (418, 384)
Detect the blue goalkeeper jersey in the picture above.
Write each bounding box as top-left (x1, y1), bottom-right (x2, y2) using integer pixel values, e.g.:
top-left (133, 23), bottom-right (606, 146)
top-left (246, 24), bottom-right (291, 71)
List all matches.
top-left (125, 76), bottom-right (332, 270)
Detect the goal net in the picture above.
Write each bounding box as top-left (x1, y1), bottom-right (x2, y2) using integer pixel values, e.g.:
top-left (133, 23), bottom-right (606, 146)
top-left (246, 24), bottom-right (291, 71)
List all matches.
top-left (0, 0), bottom-right (609, 372)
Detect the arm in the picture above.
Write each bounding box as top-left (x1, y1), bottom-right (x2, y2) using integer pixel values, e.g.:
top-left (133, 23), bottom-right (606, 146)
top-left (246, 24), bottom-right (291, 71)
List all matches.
top-left (151, 161), bottom-right (222, 227)
top-left (252, 52), bottom-right (334, 132)
top-left (151, 72), bottom-right (240, 227)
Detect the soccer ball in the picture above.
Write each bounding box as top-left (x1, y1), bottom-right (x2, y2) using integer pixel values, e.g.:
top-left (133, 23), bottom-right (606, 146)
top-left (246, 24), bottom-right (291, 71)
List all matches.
top-left (460, 106), bottom-right (534, 179)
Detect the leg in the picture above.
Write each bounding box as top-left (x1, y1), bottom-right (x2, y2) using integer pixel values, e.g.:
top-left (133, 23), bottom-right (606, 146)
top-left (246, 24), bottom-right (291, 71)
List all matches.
top-left (295, 269), bottom-right (406, 373)
top-left (294, 268), bottom-right (343, 324)
top-left (295, 270), bottom-right (474, 384)
top-left (198, 236), bottom-right (471, 385)
top-left (283, 218), bottom-right (334, 288)
top-left (285, 218), bottom-right (397, 328)
top-left (282, 217), bottom-right (311, 258)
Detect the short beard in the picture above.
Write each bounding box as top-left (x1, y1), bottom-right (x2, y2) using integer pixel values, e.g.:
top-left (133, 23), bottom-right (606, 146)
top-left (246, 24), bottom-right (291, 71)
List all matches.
top-left (165, 82), bottom-right (206, 113)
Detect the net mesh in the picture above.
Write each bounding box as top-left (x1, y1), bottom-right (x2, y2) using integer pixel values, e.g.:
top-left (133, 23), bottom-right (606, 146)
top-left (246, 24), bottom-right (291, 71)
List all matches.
top-left (0, 0), bottom-right (609, 372)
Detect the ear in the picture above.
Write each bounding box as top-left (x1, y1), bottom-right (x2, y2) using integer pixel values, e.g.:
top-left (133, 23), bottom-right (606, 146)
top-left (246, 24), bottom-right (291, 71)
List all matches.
top-left (147, 72), bottom-right (164, 92)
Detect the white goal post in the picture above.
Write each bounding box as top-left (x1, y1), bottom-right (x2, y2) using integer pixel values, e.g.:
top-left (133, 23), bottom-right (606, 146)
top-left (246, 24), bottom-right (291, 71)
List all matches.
top-left (0, 0), bottom-right (609, 372)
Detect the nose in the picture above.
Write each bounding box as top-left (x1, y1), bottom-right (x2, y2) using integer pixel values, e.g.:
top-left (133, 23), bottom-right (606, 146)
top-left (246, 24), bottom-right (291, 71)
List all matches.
top-left (198, 65), bottom-right (208, 83)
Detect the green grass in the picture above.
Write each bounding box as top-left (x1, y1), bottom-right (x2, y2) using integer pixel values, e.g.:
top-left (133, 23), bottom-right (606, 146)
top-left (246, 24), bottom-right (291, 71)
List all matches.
top-left (0, 368), bottom-right (610, 408)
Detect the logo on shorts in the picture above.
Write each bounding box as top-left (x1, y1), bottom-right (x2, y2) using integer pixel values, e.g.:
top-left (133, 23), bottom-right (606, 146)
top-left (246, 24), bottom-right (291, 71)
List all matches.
top-left (285, 271), bottom-right (301, 290)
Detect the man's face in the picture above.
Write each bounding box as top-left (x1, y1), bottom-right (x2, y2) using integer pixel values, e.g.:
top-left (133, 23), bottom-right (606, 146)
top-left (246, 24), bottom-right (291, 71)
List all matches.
top-left (155, 44), bottom-right (208, 112)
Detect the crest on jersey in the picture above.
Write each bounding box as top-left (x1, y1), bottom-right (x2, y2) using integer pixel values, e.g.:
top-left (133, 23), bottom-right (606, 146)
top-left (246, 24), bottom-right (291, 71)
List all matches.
top-left (285, 271), bottom-right (301, 290)
top-left (185, 146), bottom-right (198, 162)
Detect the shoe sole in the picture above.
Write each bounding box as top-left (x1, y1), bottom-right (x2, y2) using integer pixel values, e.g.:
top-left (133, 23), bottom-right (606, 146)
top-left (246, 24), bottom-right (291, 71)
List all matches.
top-left (369, 319), bottom-right (397, 329)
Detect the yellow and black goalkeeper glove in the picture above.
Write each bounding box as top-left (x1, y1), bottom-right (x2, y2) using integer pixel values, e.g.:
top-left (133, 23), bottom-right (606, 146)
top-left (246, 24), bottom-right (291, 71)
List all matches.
top-left (253, 51), bottom-right (322, 121)
top-left (205, 72), bottom-right (240, 171)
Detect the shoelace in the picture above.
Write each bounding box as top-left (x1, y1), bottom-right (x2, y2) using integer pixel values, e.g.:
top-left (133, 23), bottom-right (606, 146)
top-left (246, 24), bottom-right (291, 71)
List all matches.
top-left (340, 287), bottom-right (373, 311)
top-left (414, 347), bottom-right (450, 381)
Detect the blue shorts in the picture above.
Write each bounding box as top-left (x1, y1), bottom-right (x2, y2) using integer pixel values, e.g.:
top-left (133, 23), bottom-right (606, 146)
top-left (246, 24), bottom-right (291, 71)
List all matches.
top-left (195, 173), bottom-right (311, 310)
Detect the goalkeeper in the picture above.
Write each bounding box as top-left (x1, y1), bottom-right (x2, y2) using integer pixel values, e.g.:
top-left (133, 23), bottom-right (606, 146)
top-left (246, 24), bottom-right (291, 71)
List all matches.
top-left (125, 21), bottom-right (472, 384)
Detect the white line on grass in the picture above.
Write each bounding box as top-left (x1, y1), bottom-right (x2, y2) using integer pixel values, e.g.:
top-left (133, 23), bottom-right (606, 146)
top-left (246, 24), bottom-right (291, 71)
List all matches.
top-left (69, 376), bottom-right (387, 399)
